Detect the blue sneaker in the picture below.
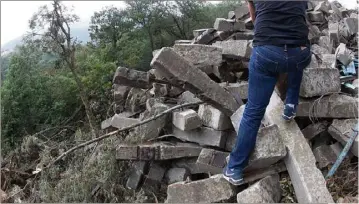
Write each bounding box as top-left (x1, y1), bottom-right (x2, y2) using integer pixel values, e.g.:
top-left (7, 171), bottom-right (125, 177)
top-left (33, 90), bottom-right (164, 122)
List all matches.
top-left (222, 165), bottom-right (244, 186)
top-left (282, 104), bottom-right (296, 121)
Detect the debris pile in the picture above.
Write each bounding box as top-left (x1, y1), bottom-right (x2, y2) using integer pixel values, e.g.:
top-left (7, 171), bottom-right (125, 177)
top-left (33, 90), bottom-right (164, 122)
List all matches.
top-left (106, 1), bottom-right (358, 203)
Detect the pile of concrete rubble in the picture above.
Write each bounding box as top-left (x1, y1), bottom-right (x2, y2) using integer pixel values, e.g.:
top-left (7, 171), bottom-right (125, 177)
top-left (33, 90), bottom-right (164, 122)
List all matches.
top-left (102, 1), bottom-right (358, 203)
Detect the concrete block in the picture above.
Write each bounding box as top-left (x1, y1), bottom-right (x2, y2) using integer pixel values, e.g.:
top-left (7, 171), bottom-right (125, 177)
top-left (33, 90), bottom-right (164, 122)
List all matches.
top-left (177, 91), bottom-right (202, 104)
top-left (296, 94), bottom-right (358, 118)
top-left (213, 40), bottom-right (251, 60)
top-left (318, 36), bottom-right (333, 53)
top-left (126, 161), bottom-right (148, 190)
top-left (193, 28), bottom-right (217, 45)
top-left (150, 83), bottom-right (168, 97)
top-left (166, 174), bottom-right (236, 203)
top-left (198, 104), bottom-right (232, 130)
top-left (307, 11), bottom-right (325, 22)
top-left (173, 44), bottom-right (222, 74)
top-left (344, 17), bottom-right (358, 35)
top-left (172, 109), bottom-right (202, 131)
top-left (214, 18), bottom-right (232, 31)
top-left (113, 84), bottom-right (130, 105)
top-left (308, 54), bottom-right (320, 68)
top-left (312, 145), bottom-right (337, 169)
top-left (244, 18), bottom-right (253, 29)
top-left (265, 92), bottom-right (334, 203)
top-left (308, 25), bottom-right (321, 43)
top-left (113, 66), bottom-right (151, 89)
top-left (214, 30), bottom-right (232, 41)
top-left (101, 114), bottom-right (140, 130)
top-left (233, 20), bottom-right (246, 31)
top-left (233, 30), bottom-right (254, 40)
top-left (174, 40), bottom-right (192, 45)
top-left (228, 11), bottom-right (235, 19)
top-left (320, 54), bottom-right (336, 68)
top-left (219, 82), bottom-right (248, 100)
top-left (230, 105), bottom-right (270, 134)
top-left (299, 68), bottom-right (341, 97)
top-left (165, 168), bottom-right (189, 185)
top-left (328, 119), bottom-right (358, 157)
top-left (145, 98), bottom-right (164, 112)
top-left (234, 5), bottom-right (249, 20)
top-left (335, 43), bottom-right (352, 66)
top-left (301, 121), bottom-right (328, 140)
top-left (237, 174), bottom-right (281, 203)
top-left (311, 44), bottom-right (330, 56)
top-left (193, 28), bottom-right (210, 38)
top-left (125, 88), bottom-right (149, 113)
top-left (143, 162), bottom-right (166, 192)
top-left (314, 1), bottom-right (330, 13)
top-left (151, 47), bottom-right (241, 116)
top-left (172, 157), bottom-right (204, 174)
top-left (172, 126), bottom-right (227, 148)
top-left (328, 22), bottom-right (339, 46)
top-left (116, 142), bottom-right (202, 160)
top-left (330, 142), bottom-right (354, 158)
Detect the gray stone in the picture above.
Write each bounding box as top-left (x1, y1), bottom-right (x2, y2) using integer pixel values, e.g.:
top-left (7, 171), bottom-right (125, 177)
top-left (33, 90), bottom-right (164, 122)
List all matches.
top-left (228, 11), bottom-right (235, 19)
top-left (143, 162), bottom-right (166, 192)
top-left (177, 91), bottom-right (202, 104)
top-left (172, 126), bottom-right (227, 148)
top-left (174, 40), bottom-right (192, 45)
top-left (101, 114), bottom-right (140, 130)
top-left (329, 22), bottom-right (339, 46)
top-left (198, 124), bottom-right (286, 173)
top-left (145, 98), bottom-right (164, 112)
top-left (330, 1), bottom-right (349, 18)
top-left (308, 25), bottom-right (321, 43)
top-left (328, 119), bottom-right (358, 157)
top-left (126, 161), bottom-right (148, 190)
top-left (244, 18), bottom-right (253, 29)
top-left (320, 54), bottom-right (336, 68)
top-left (113, 84), bottom-right (130, 107)
top-left (150, 83), bottom-right (168, 97)
top-left (152, 49), bottom-right (160, 57)
top-left (198, 104), bottom-right (232, 130)
top-left (125, 88), bottom-right (149, 113)
top-left (193, 28), bottom-right (210, 38)
top-left (213, 40), bottom-right (251, 60)
top-left (233, 30), bottom-right (254, 40)
top-left (214, 30), bottom-right (232, 41)
top-left (166, 174), bottom-right (236, 203)
top-left (307, 11), bottom-right (325, 22)
top-left (165, 168), bottom-right (189, 185)
top-left (335, 43), bottom-right (353, 66)
top-left (230, 105), bottom-right (270, 134)
top-left (301, 121), bottom-right (328, 140)
top-left (113, 66), bottom-right (151, 89)
top-left (173, 44), bottom-right (222, 74)
top-left (311, 44), bottom-right (330, 56)
top-left (237, 174), bottom-right (281, 203)
top-left (116, 142), bottom-right (202, 160)
top-left (296, 94), bottom-right (358, 118)
top-left (344, 17), bottom-right (358, 35)
top-left (234, 5), bottom-right (249, 20)
top-left (314, 1), bottom-right (330, 13)
top-left (330, 142), bottom-right (354, 158)
top-left (308, 54), bottom-right (320, 68)
top-left (219, 82), bottom-right (248, 100)
top-left (151, 47), bottom-right (241, 116)
top-left (214, 18), bottom-right (232, 31)
top-left (172, 109), bottom-right (202, 131)
top-left (233, 21), bottom-right (246, 31)
top-left (172, 157), bottom-right (204, 174)
top-left (193, 28), bottom-right (217, 45)
top-left (318, 36), bottom-right (333, 53)
top-left (312, 145), bottom-right (337, 169)
top-left (353, 79), bottom-right (359, 89)
top-left (299, 68), bottom-right (341, 98)
top-left (264, 92), bottom-right (334, 203)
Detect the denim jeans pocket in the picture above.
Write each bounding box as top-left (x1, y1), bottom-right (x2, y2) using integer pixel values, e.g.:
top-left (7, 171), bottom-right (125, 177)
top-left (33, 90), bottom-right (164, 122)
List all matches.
top-left (296, 48), bottom-right (311, 71)
top-left (255, 50), bottom-right (279, 74)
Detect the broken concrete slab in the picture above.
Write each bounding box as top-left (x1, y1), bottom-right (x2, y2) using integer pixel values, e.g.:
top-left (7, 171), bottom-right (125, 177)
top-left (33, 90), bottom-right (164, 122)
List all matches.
top-left (265, 92), bottom-right (334, 203)
top-left (173, 44), bottom-right (222, 74)
top-left (244, 18), bottom-right (253, 29)
top-left (150, 83), bottom-right (168, 97)
top-left (113, 84), bottom-right (131, 109)
top-left (213, 40), bottom-right (251, 60)
top-left (198, 104), bottom-right (232, 130)
top-left (234, 5), bottom-right (249, 20)
top-left (113, 66), bottom-right (152, 89)
top-left (214, 18), bottom-right (232, 31)
top-left (193, 28), bottom-right (210, 38)
top-left (228, 11), bottom-right (235, 19)
top-left (172, 157), bottom-right (204, 174)
top-left (344, 17), bottom-right (358, 36)
top-left (166, 174), bottom-right (236, 203)
top-left (174, 40), bottom-right (192, 45)
top-left (301, 121), bottom-right (328, 140)
top-left (126, 161), bottom-right (148, 190)
top-left (116, 142), bottom-right (202, 160)
top-left (125, 88), bottom-right (149, 113)
top-left (314, 1), bottom-right (330, 14)
top-left (214, 30), bottom-right (232, 41)
top-left (145, 98), bottom-right (164, 112)
top-left (328, 119), bottom-right (358, 157)
top-left (142, 162), bottom-right (166, 192)
top-left (232, 30), bottom-right (254, 40)
top-left (177, 91), bottom-right (202, 104)
top-left (101, 114), bottom-right (140, 130)
top-left (193, 28), bottom-right (217, 45)
top-left (308, 25), bottom-right (321, 44)
top-left (320, 54), bottom-right (336, 68)
top-left (312, 145), bottom-right (337, 169)
top-left (219, 82), bottom-right (248, 100)
top-left (233, 20), bottom-right (246, 31)
top-left (328, 22), bottom-right (339, 46)
top-left (335, 43), bottom-right (353, 66)
top-left (198, 124), bottom-right (286, 173)
top-left (330, 142), bottom-right (354, 158)
top-left (172, 109), bottom-right (202, 131)
top-left (311, 44), bottom-right (330, 56)
top-left (308, 54), bottom-right (320, 68)
top-left (296, 94), bottom-right (358, 118)
top-left (307, 11), bottom-right (325, 22)
top-left (318, 36), bottom-right (333, 53)
top-left (172, 126), bottom-right (227, 148)
top-left (165, 168), bottom-right (189, 185)
top-left (299, 68), bottom-right (341, 97)
top-left (151, 47), bottom-right (241, 116)
top-left (237, 174), bottom-right (281, 203)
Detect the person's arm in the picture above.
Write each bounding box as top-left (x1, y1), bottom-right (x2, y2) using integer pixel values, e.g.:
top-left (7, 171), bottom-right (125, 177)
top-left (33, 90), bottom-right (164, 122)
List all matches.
top-left (247, 1), bottom-right (256, 23)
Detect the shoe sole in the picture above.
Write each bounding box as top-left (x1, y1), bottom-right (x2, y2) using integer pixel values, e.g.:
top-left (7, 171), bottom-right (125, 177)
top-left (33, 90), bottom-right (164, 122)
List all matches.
top-left (222, 174), bottom-right (244, 186)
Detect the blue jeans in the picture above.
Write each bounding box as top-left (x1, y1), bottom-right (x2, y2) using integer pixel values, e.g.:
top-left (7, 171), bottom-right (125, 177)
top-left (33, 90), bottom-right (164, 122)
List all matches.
top-left (228, 45), bottom-right (311, 170)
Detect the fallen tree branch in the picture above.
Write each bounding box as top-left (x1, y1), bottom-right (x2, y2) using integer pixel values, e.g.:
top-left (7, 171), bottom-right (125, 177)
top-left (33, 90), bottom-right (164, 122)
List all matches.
top-left (44, 101), bottom-right (204, 169)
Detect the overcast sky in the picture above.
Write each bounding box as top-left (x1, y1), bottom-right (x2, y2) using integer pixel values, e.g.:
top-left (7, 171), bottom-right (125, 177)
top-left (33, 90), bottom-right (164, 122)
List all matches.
top-left (1, 0), bottom-right (358, 46)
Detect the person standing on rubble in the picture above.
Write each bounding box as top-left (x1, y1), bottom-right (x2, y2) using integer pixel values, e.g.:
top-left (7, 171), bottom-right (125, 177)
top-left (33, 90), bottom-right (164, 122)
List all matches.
top-left (223, 0), bottom-right (311, 185)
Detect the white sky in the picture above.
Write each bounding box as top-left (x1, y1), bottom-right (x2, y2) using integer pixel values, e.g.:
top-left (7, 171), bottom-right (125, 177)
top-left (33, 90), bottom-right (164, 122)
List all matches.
top-left (1, 0), bottom-right (358, 46)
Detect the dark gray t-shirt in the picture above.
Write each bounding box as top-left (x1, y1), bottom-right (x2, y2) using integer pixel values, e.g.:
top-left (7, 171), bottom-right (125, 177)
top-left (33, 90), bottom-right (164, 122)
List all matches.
top-left (251, 0), bottom-right (309, 46)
